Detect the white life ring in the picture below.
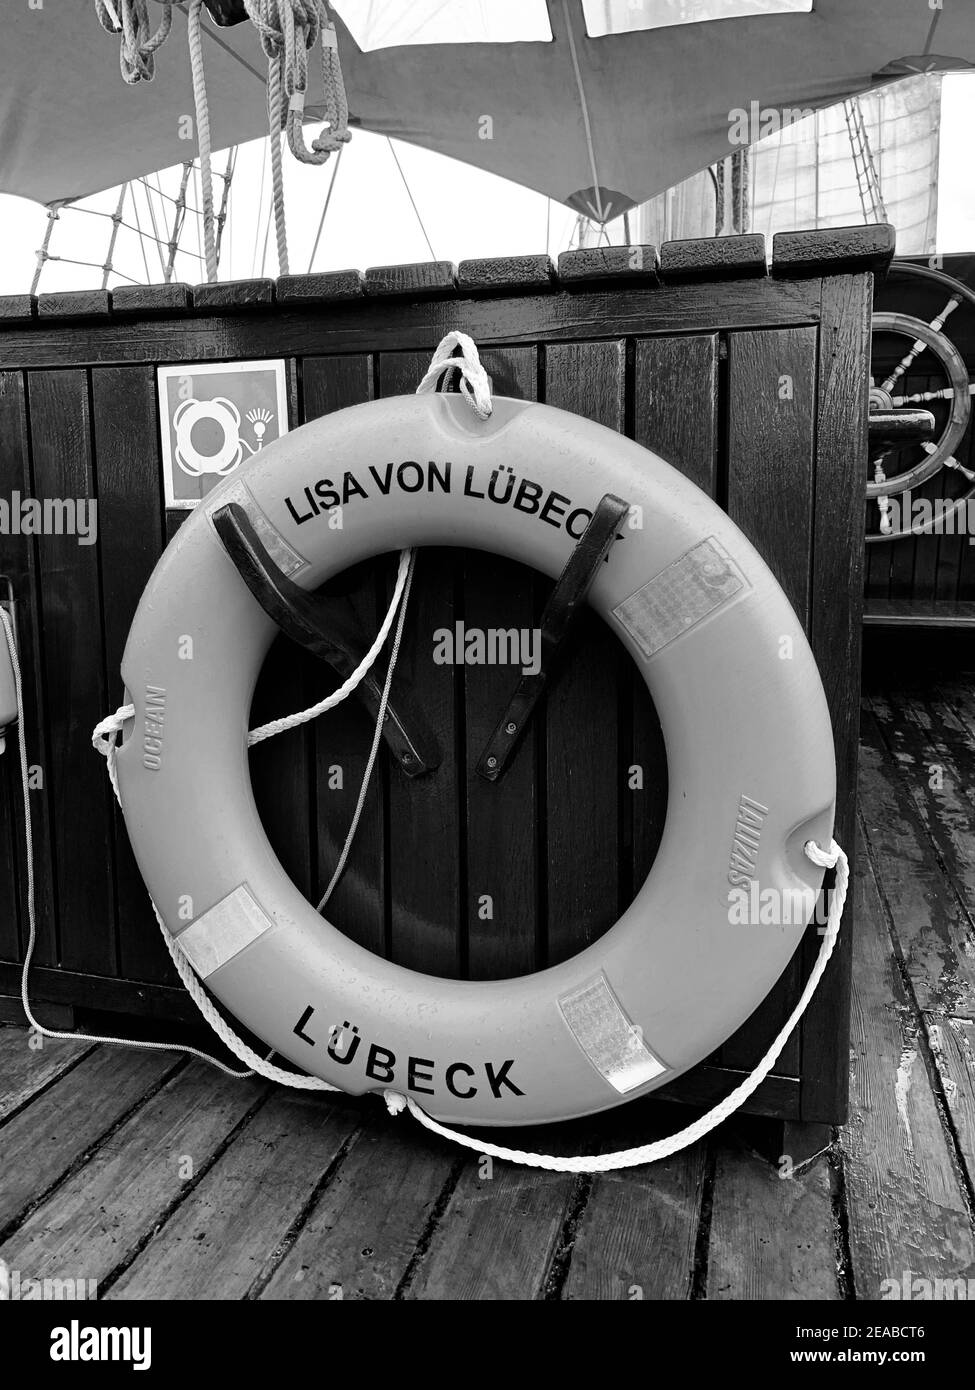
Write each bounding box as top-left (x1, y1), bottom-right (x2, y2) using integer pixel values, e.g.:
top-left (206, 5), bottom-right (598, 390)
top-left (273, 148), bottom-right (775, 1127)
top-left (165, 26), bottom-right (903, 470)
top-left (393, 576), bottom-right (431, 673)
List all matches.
top-left (116, 392), bottom-right (836, 1127)
top-left (173, 396), bottom-right (244, 477)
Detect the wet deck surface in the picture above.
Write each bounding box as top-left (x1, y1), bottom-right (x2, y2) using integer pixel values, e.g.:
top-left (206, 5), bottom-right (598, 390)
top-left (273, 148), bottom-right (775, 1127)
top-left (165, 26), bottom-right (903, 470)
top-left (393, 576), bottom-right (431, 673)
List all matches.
top-left (2, 651), bottom-right (974, 1300)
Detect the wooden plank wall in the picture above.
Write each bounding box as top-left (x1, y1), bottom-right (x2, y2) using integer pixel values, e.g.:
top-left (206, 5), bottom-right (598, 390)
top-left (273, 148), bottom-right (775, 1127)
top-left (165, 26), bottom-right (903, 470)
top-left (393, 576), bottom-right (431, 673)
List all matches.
top-left (0, 226), bottom-right (887, 1124)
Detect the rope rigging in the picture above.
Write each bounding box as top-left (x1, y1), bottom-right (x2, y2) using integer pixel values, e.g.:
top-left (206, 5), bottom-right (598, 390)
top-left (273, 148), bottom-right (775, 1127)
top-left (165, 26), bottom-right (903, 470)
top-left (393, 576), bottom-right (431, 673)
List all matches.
top-left (93, 0), bottom-right (351, 280)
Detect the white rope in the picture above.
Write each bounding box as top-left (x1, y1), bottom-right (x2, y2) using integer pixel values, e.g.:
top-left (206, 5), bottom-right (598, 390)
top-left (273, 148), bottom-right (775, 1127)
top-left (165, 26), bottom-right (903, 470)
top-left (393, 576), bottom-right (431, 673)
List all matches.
top-left (382, 838), bottom-right (849, 1171)
top-left (187, 0), bottom-right (218, 283)
top-left (317, 550), bottom-right (416, 911)
top-left (92, 547), bottom-right (415, 761)
top-left (3, 606), bottom-right (255, 1079)
top-left (415, 332), bottom-right (493, 421)
top-left (248, 546), bottom-right (413, 744)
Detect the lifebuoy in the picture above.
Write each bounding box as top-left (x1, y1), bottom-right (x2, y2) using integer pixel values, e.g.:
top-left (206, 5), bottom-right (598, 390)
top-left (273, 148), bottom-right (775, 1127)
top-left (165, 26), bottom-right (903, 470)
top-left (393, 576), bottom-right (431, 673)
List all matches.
top-left (116, 392), bottom-right (836, 1127)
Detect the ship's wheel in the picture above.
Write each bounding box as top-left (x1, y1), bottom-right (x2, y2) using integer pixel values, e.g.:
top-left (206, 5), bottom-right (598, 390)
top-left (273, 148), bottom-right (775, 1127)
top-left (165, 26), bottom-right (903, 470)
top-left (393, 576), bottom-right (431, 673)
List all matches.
top-left (868, 262), bottom-right (975, 543)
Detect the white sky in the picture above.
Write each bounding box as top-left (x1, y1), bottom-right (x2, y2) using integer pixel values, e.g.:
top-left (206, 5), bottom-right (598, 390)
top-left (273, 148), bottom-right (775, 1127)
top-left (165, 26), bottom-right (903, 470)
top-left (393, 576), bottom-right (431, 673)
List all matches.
top-left (2, 71), bottom-right (974, 296)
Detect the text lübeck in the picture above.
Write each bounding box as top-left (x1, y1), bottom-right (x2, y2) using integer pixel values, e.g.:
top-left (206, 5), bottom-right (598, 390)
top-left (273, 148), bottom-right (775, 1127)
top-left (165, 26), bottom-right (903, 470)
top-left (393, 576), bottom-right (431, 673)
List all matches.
top-left (292, 1008), bottom-right (525, 1099)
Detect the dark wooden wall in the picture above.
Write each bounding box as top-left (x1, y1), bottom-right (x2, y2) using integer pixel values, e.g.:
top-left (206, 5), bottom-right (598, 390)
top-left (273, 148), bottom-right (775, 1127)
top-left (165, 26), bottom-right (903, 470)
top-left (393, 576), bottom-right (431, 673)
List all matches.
top-left (867, 253), bottom-right (975, 614)
top-left (0, 225), bottom-right (887, 1124)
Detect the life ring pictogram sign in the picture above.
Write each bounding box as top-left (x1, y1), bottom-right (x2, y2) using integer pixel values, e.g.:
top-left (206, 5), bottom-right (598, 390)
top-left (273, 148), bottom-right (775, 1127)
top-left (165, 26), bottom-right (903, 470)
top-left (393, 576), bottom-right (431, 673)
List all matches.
top-left (172, 396), bottom-right (245, 478)
top-left (116, 394), bottom-right (836, 1127)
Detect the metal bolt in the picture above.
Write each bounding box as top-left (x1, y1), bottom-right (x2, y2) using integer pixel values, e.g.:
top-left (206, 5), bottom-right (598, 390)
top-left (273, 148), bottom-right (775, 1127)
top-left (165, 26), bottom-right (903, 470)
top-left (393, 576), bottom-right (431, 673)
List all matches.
top-left (402, 753), bottom-right (413, 763)
top-left (505, 722), bottom-right (517, 735)
top-left (486, 756), bottom-right (498, 769)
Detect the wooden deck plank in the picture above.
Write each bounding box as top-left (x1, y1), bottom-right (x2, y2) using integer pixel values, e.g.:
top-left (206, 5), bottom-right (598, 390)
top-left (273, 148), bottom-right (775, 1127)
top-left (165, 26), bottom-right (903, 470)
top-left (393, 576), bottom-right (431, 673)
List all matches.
top-left (840, 838), bottom-right (975, 1299)
top-left (104, 1094), bottom-right (361, 1300)
top-left (905, 683), bottom-right (975, 819)
top-left (0, 1027), bottom-right (95, 1124)
top-left (260, 1116), bottom-right (457, 1300)
top-left (872, 690), bottom-right (975, 940)
top-left (0, 1065), bottom-right (264, 1286)
top-left (403, 1147), bottom-right (589, 1301)
top-left (858, 707), bottom-right (975, 1018)
top-left (927, 1016), bottom-right (975, 1183)
top-left (707, 1135), bottom-right (839, 1300)
top-left (561, 1109), bottom-right (706, 1301)
top-left (0, 1046), bottom-right (179, 1232)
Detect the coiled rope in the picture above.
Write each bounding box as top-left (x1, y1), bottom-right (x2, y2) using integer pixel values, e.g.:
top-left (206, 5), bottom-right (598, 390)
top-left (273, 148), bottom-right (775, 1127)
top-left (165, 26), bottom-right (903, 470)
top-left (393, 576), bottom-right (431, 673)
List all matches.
top-left (95, 0), bottom-right (173, 84)
top-left (17, 333), bottom-right (847, 1171)
top-left (95, 0), bottom-right (349, 280)
top-left (243, 0), bottom-right (351, 274)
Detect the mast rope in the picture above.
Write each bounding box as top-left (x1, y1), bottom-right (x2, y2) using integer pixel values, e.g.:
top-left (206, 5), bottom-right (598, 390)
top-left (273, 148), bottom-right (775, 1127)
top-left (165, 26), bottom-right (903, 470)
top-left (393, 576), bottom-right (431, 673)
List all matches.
top-left (243, 1), bottom-right (352, 274)
top-left (94, 0), bottom-right (350, 281)
top-left (95, 0), bottom-right (174, 84)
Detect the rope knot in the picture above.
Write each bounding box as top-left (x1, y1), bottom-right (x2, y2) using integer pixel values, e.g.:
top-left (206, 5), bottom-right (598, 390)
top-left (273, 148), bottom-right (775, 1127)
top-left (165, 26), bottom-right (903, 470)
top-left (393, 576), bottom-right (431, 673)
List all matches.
top-left (96, 0), bottom-right (173, 85)
top-left (804, 838), bottom-right (842, 870)
top-left (383, 1090), bottom-right (408, 1117)
top-left (416, 332), bottom-right (494, 421)
top-left (92, 703), bottom-right (134, 763)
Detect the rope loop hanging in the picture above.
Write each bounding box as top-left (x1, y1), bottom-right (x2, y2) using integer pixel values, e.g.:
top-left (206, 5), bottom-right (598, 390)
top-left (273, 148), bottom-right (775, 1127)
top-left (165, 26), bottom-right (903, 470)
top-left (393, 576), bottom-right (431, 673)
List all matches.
top-left (244, 0), bottom-right (351, 166)
top-left (95, 0), bottom-right (174, 84)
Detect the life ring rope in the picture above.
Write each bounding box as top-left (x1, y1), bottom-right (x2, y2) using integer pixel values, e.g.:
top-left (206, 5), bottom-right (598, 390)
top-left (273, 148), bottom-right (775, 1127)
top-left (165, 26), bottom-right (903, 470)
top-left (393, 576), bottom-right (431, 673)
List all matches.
top-left (10, 333), bottom-right (848, 1169)
top-left (384, 837), bottom-right (847, 1172)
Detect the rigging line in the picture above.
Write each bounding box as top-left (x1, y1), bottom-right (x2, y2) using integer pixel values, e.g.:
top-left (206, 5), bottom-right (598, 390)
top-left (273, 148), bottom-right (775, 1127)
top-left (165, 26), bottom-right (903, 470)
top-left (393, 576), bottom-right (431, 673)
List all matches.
top-left (251, 139), bottom-right (269, 280)
top-left (141, 175), bottom-right (170, 279)
top-left (187, 0), bottom-right (218, 282)
top-left (132, 177), bottom-right (211, 214)
top-left (173, 0), bottom-right (267, 85)
top-left (43, 254), bottom-right (143, 285)
top-left (192, 162), bottom-right (206, 275)
top-left (922, 6), bottom-right (942, 55)
top-left (307, 143), bottom-right (344, 273)
top-left (214, 145), bottom-right (237, 270)
top-left (69, 206), bottom-right (206, 258)
top-left (125, 221), bottom-right (206, 258)
top-left (165, 162), bottom-right (192, 283)
top-left (30, 202), bottom-right (63, 296)
top-left (101, 184), bottom-right (128, 291)
top-left (130, 182), bottom-right (155, 284)
top-left (561, 0), bottom-right (604, 223)
top-left (259, 177), bottom-right (274, 278)
top-left (387, 138), bottom-right (437, 262)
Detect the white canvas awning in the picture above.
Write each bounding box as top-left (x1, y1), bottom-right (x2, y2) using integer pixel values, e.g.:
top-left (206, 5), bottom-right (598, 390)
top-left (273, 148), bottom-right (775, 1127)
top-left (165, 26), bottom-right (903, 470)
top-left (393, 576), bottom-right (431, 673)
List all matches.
top-left (1, 1), bottom-right (973, 216)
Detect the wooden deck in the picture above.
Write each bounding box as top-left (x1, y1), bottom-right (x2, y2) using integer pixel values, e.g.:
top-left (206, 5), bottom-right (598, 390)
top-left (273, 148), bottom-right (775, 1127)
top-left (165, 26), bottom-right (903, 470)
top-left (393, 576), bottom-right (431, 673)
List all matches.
top-left (1, 640), bottom-right (973, 1301)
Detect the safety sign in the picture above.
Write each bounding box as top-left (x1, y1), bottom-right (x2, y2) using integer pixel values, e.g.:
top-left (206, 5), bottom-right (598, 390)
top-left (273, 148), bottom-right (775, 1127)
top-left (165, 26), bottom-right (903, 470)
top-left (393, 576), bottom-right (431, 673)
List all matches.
top-left (158, 359), bottom-right (289, 508)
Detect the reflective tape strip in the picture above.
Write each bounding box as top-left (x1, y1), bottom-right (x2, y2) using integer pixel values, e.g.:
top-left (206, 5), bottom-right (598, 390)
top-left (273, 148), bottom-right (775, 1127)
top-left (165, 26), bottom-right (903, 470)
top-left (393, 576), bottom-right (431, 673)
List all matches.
top-left (207, 480), bottom-right (308, 577)
top-left (176, 885), bottom-right (274, 979)
top-left (613, 537), bottom-right (747, 659)
top-left (558, 974), bottom-right (666, 1094)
